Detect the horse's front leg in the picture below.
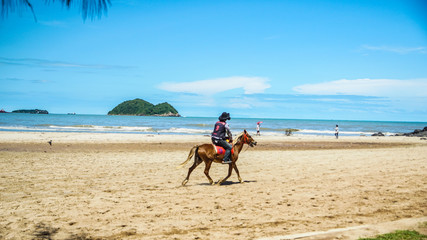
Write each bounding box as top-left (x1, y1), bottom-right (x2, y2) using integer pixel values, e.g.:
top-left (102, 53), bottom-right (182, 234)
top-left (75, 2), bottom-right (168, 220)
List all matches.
top-left (217, 162), bottom-right (233, 185)
top-left (233, 164), bottom-right (243, 183)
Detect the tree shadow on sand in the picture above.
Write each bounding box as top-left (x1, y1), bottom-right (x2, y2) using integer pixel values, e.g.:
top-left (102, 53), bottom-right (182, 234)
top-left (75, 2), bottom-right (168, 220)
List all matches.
top-left (32, 222), bottom-right (59, 240)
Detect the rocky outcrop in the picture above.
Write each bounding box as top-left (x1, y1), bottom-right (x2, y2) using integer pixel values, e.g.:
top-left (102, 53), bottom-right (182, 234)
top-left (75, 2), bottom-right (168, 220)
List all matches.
top-left (395, 127), bottom-right (427, 137)
top-left (372, 132), bottom-right (385, 137)
top-left (151, 112), bottom-right (181, 117)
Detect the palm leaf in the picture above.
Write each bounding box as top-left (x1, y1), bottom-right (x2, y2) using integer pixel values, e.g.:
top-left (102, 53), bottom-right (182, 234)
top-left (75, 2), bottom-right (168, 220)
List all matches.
top-left (1, 0), bottom-right (111, 21)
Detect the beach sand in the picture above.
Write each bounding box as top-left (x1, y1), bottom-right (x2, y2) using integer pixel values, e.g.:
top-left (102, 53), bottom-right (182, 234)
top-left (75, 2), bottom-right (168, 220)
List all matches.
top-left (0, 132), bottom-right (426, 239)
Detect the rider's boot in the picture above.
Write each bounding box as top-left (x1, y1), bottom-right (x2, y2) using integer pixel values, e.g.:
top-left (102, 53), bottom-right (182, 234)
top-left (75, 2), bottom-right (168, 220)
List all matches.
top-left (222, 149), bottom-right (232, 164)
top-left (222, 159), bottom-right (232, 164)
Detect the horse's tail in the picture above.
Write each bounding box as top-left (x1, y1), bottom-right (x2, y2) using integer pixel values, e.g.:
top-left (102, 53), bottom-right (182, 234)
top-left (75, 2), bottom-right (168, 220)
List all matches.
top-left (177, 145), bottom-right (199, 169)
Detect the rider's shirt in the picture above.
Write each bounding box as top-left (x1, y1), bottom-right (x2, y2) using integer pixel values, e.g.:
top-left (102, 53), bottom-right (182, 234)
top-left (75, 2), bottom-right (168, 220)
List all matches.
top-left (212, 121), bottom-right (230, 140)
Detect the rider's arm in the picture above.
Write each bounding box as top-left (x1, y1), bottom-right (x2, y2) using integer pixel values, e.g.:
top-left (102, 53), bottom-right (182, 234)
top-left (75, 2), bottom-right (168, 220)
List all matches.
top-left (225, 123), bottom-right (232, 141)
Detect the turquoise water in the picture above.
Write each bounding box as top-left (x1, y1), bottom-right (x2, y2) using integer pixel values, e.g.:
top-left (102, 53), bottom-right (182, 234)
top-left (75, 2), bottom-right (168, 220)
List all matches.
top-left (0, 113), bottom-right (426, 136)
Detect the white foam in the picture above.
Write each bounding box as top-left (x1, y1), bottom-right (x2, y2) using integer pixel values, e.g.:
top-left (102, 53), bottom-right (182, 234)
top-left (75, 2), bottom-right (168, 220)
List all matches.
top-left (0, 125), bottom-right (154, 133)
top-left (157, 127), bottom-right (211, 134)
top-left (0, 126), bottom-right (34, 131)
top-left (0, 125), bottom-right (397, 136)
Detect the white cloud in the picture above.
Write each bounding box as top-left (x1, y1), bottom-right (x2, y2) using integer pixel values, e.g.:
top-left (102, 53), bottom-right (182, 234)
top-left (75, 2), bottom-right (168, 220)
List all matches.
top-left (361, 45), bottom-right (427, 54)
top-left (158, 76), bottom-right (271, 95)
top-left (229, 102), bottom-right (252, 109)
top-left (228, 96), bottom-right (261, 109)
top-left (293, 78), bottom-right (427, 97)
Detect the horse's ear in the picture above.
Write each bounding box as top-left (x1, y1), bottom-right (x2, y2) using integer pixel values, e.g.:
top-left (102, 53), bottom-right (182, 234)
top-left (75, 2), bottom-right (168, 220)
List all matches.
top-left (244, 129), bottom-right (247, 134)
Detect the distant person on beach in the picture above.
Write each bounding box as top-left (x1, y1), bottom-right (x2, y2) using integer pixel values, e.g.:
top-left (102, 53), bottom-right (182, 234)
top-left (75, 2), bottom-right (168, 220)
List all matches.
top-left (335, 125), bottom-right (339, 139)
top-left (256, 122), bottom-right (261, 136)
top-left (212, 112), bottom-right (233, 164)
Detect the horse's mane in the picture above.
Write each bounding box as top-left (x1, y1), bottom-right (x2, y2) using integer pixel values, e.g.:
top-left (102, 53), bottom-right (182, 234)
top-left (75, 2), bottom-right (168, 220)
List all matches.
top-left (232, 132), bottom-right (245, 145)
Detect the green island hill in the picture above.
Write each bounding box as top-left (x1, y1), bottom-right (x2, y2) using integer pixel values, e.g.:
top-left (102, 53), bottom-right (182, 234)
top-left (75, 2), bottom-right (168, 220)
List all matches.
top-left (12, 109), bottom-right (49, 114)
top-left (108, 98), bottom-right (180, 117)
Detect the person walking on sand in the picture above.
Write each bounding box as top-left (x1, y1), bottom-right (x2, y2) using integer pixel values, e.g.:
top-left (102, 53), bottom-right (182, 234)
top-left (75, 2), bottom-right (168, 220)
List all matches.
top-left (212, 112), bottom-right (233, 164)
top-left (256, 122), bottom-right (261, 136)
top-left (335, 124), bottom-right (339, 139)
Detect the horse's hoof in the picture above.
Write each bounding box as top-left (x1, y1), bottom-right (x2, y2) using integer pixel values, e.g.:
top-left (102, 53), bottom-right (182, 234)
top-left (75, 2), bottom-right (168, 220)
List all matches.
top-left (239, 178), bottom-right (243, 183)
top-left (216, 178), bottom-right (223, 186)
top-left (182, 179), bottom-right (188, 186)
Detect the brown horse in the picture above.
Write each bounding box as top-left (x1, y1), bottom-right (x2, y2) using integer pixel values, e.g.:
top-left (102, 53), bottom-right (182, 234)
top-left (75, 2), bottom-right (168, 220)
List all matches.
top-left (178, 130), bottom-right (257, 186)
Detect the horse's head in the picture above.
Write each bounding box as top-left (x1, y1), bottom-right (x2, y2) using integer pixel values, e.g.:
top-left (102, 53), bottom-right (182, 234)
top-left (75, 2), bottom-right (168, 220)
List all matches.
top-left (240, 129), bottom-right (257, 147)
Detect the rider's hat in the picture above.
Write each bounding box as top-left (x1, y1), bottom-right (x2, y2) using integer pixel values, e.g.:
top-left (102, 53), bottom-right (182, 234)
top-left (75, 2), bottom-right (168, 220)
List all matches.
top-left (219, 112), bottom-right (231, 121)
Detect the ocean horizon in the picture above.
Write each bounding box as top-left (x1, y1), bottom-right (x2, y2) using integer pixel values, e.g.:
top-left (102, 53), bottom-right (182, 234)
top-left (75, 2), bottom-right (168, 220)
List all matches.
top-left (1, 113), bottom-right (426, 137)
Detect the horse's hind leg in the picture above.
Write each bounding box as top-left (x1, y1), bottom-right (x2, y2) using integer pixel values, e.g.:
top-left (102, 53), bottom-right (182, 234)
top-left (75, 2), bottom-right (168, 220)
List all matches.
top-left (203, 161), bottom-right (214, 185)
top-left (182, 156), bottom-right (203, 186)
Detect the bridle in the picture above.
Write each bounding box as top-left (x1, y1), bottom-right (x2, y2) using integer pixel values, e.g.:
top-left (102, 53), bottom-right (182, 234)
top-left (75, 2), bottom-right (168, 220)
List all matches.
top-left (241, 133), bottom-right (252, 153)
top-left (233, 132), bottom-right (254, 146)
top-left (241, 133), bottom-right (249, 144)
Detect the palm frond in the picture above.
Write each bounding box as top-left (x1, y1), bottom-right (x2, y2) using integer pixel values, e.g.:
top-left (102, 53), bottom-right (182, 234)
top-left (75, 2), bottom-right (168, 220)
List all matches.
top-left (1, 0), bottom-right (111, 21)
top-left (1, 0), bottom-right (36, 21)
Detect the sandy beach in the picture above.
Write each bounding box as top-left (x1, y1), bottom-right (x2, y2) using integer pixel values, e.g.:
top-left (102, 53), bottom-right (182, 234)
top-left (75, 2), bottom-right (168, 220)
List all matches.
top-left (0, 131), bottom-right (426, 240)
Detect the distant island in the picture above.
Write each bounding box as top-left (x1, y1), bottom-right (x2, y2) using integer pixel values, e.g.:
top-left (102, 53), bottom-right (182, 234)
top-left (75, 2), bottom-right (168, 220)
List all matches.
top-left (108, 98), bottom-right (180, 117)
top-left (12, 109), bottom-right (49, 114)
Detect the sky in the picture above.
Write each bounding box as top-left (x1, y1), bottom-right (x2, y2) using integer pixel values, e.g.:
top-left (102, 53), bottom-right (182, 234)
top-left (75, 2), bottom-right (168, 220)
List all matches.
top-left (1, 0), bottom-right (427, 121)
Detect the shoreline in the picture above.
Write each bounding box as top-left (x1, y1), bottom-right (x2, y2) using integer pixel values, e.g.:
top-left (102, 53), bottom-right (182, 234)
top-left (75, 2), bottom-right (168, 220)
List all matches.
top-left (1, 113), bottom-right (426, 137)
top-left (0, 128), bottom-right (411, 137)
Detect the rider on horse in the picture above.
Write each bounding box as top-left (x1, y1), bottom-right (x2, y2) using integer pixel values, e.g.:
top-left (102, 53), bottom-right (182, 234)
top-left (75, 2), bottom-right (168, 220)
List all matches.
top-left (211, 112), bottom-right (233, 164)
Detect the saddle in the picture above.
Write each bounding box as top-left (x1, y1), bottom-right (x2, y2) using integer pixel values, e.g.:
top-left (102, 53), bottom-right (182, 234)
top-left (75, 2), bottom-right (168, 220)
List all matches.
top-left (213, 145), bottom-right (234, 155)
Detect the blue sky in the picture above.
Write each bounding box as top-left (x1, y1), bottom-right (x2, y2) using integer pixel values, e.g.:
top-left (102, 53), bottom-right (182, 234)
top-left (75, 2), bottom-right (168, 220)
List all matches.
top-left (1, 0), bottom-right (426, 121)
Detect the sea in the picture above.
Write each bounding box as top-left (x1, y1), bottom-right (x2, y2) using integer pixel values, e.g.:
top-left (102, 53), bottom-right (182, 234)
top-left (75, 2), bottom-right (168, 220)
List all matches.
top-left (0, 113), bottom-right (426, 137)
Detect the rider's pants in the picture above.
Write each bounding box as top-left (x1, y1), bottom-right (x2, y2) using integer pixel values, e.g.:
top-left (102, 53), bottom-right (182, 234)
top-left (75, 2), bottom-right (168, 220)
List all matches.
top-left (212, 138), bottom-right (232, 161)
